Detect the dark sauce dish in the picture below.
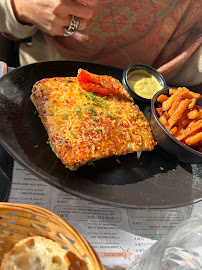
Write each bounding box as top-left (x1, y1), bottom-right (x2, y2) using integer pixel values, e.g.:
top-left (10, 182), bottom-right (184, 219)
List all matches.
top-left (122, 63), bottom-right (166, 103)
top-left (150, 88), bottom-right (202, 163)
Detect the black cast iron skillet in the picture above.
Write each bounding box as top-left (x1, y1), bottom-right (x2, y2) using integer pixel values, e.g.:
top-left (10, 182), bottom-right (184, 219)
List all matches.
top-left (0, 60), bottom-right (202, 209)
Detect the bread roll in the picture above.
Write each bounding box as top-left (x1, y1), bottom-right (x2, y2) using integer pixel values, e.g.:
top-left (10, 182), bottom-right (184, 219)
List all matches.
top-left (0, 236), bottom-right (71, 270)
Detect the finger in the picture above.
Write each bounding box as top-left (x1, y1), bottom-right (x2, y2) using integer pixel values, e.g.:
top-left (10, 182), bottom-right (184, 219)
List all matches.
top-left (65, 1), bottom-right (94, 20)
top-left (76, 0), bottom-right (98, 7)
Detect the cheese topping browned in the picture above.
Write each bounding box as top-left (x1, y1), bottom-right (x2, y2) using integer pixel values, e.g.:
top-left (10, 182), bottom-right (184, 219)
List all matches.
top-left (30, 74), bottom-right (156, 170)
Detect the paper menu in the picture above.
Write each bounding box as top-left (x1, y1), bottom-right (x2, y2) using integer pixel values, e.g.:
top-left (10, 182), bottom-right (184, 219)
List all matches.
top-left (8, 161), bottom-right (202, 267)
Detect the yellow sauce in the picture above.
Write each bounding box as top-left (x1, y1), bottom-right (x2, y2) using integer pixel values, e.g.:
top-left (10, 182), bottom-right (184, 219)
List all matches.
top-left (127, 70), bottom-right (162, 99)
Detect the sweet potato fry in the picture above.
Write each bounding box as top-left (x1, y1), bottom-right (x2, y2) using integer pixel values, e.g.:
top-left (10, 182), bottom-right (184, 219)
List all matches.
top-left (174, 124), bottom-right (184, 137)
top-left (162, 87), bottom-right (189, 111)
top-left (157, 94), bottom-right (168, 103)
top-left (169, 88), bottom-right (177, 95)
top-left (175, 110), bottom-right (188, 126)
top-left (183, 91), bottom-right (201, 100)
top-left (176, 120), bottom-right (202, 141)
top-left (168, 95), bottom-right (184, 117)
top-left (188, 98), bottom-right (197, 109)
top-left (185, 131), bottom-right (202, 146)
top-left (167, 99), bottom-right (191, 130)
top-left (163, 111), bottom-right (170, 119)
top-left (187, 109), bottom-right (199, 119)
top-left (159, 114), bottom-right (168, 126)
top-left (196, 108), bottom-right (202, 120)
top-left (156, 107), bottom-right (163, 117)
top-left (169, 126), bottom-right (177, 136)
top-left (182, 118), bottom-right (192, 127)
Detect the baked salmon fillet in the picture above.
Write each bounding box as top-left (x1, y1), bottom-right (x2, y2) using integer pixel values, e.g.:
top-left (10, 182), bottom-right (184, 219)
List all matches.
top-left (30, 69), bottom-right (156, 170)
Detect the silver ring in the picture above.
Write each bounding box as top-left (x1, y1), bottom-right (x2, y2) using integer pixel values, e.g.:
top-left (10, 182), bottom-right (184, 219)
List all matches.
top-left (64, 16), bottom-right (80, 36)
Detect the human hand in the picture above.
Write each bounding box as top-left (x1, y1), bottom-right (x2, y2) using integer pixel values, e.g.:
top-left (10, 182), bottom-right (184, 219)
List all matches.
top-left (11, 0), bottom-right (98, 36)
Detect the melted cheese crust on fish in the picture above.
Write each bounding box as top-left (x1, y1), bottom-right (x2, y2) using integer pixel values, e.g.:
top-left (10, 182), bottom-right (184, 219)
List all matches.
top-left (31, 76), bottom-right (156, 170)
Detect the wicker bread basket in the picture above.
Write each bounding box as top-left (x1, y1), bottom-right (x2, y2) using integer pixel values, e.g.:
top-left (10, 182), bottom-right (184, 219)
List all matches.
top-left (0, 202), bottom-right (104, 269)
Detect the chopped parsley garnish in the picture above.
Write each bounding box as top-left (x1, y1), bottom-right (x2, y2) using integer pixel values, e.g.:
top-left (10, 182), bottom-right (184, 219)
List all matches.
top-left (87, 105), bottom-right (94, 111)
top-left (129, 114), bottom-right (132, 117)
top-left (101, 101), bottom-right (107, 108)
top-left (92, 116), bottom-right (98, 121)
top-left (139, 116), bottom-right (143, 119)
top-left (75, 105), bottom-right (81, 114)
top-left (108, 94), bottom-right (113, 96)
top-left (103, 130), bottom-right (106, 134)
top-left (62, 114), bottom-right (67, 120)
top-left (88, 161), bottom-right (95, 167)
top-left (160, 167), bottom-right (164, 171)
top-left (92, 100), bottom-right (105, 108)
top-left (34, 111), bottom-right (37, 114)
top-left (34, 145), bottom-right (39, 148)
top-left (95, 128), bottom-right (101, 132)
top-left (107, 113), bottom-right (114, 118)
top-left (83, 91), bottom-right (96, 100)
top-left (116, 129), bottom-right (121, 133)
top-left (64, 84), bottom-right (69, 86)
top-left (118, 121), bottom-right (122, 125)
top-left (66, 78), bottom-right (72, 82)
top-left (70, 132), bottom-right (74, 136)
top-left (116, 159), bottom-right (121, 164)
top-left (82, 91), bottom-right (107, 110)
top-left (51, 112), bottom-right (54, 115)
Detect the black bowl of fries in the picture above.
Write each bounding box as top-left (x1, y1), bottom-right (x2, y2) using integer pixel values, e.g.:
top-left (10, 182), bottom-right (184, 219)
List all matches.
top-left (150, 86), bottom-right (202, 163)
